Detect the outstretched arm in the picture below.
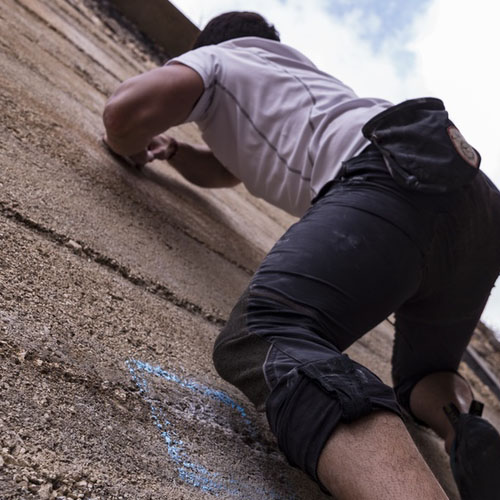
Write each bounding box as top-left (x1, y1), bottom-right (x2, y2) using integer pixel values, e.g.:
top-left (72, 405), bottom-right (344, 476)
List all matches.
top-left (103, 63), bottom-right (239, 188)
top-left (103, 64), bottom-right (202, 157)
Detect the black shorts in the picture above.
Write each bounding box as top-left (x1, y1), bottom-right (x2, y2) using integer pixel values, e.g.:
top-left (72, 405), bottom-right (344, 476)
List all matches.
top-left (213, 101), bottom-right (500, 484)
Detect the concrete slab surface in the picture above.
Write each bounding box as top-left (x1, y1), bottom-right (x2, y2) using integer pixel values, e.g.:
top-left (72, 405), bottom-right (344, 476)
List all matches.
top-left (1, 0), bottom-right (499, 499)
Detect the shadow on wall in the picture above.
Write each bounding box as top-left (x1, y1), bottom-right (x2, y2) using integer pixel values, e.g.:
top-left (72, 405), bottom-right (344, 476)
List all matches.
top-left (106, 144), bottom-right (266, 275)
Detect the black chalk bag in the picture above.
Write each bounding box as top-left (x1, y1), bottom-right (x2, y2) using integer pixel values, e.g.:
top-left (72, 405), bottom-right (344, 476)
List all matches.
top-left (362, 97), bottom-right (481, 193)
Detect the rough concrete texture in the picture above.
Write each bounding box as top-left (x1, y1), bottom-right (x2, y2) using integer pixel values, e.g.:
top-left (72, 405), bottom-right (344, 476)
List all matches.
top-left (1, 1), bottom-right (499, 499)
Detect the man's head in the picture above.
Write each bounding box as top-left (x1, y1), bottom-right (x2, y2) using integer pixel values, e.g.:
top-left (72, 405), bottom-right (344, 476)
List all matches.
top-left (192, 12), bottom-right (280, 49)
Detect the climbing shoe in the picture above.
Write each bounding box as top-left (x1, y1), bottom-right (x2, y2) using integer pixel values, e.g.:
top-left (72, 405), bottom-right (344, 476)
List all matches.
top-left (444, 400), bottom-right (500, 500)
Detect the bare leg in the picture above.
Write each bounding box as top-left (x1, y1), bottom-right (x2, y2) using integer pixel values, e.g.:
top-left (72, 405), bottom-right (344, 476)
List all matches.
top-left (317, 411), bottom-right (447, 500)
top-left (409, 371), bottom-right (473, 453)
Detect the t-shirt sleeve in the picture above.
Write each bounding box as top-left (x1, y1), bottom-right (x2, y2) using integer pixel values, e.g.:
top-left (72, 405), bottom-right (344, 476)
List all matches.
top-left (166, 47), bottom-right (218, 123)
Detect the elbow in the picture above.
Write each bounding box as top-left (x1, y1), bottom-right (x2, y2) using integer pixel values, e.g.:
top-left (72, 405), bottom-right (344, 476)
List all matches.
top-left (103, 97), bottom-right (127, 137)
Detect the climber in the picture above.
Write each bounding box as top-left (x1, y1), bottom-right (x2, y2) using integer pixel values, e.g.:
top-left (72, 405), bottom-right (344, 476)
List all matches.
top-left (103, 11), bottom-right (500, 499)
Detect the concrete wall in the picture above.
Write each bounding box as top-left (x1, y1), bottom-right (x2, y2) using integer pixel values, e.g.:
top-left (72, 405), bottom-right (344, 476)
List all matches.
top-left (0, 0), bottom-right (320, 498)
top-left (1, 1), bottom-right (499, 499)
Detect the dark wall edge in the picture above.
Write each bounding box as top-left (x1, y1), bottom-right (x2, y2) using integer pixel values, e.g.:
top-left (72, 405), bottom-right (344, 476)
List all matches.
top-left (108, 0), bottom-right (200, 58)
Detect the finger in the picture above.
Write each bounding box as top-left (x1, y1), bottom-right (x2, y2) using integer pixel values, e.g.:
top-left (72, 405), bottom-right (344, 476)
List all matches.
top-left (148, 144), bottom-right (166, 157)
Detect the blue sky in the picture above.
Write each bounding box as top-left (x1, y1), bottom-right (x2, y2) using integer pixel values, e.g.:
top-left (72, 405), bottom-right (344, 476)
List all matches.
top-left (325, 0), bottom-right (431, 45)
top-left (323, 0), bottom-right (432, 73)
top-left (171, 0), bottom-right (500, 332)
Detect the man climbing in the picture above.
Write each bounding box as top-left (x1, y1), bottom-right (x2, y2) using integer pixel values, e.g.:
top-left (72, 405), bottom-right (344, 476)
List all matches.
top-left (102, 11), bottom-right (500, 499)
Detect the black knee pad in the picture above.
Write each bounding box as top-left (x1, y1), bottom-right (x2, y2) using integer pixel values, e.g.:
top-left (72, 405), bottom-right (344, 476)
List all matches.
top-left (266, 353), bottom-right (402, 483)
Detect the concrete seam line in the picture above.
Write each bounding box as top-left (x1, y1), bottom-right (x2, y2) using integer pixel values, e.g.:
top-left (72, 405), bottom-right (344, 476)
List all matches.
top-left (163, 221), bottom-right (254, 276)
top-left (0, 201), bottom-right (226, 327)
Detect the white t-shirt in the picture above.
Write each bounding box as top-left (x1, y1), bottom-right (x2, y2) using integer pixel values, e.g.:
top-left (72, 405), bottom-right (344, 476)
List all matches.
top-left (168, 37), bottom-right (392, 217)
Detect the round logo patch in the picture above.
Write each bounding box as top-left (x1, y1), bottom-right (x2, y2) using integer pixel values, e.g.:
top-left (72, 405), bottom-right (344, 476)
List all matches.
top-left (447, 126), bottom-right (480, 168)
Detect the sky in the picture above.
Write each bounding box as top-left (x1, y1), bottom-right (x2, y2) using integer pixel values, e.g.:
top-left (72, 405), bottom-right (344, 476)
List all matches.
top-left (171, 0), bottom-right (500, 332)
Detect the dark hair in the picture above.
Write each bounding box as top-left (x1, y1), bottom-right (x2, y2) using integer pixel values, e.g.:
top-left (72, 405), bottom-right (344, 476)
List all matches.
top-left (192, 11), bottom-right (280, 49)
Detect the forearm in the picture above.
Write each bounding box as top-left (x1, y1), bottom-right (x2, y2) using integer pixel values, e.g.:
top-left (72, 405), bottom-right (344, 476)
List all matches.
top-left (101, 65), bottom-right (237, 188)
top-left (169, 142), bottom-right (240, 188)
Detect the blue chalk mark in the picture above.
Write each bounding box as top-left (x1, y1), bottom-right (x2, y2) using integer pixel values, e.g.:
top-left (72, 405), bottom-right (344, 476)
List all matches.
top-left (127, 359), bottom-right (295, 500)
top-left (129, 359), bottom-right (254, 432)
